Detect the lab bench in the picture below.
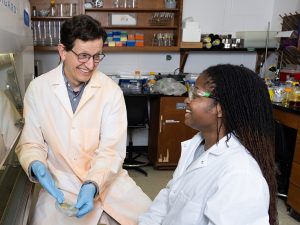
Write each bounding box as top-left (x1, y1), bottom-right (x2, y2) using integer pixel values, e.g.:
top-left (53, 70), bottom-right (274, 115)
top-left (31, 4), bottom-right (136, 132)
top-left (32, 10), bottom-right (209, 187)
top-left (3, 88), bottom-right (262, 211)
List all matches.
top-left (273, 103), bottom-right (300, 219)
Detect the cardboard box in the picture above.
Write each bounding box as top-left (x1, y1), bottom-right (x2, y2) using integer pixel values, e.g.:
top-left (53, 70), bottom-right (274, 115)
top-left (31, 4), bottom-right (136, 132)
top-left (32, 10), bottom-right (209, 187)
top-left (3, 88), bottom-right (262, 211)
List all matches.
top-left (110, 13), bottom-right (137, 26)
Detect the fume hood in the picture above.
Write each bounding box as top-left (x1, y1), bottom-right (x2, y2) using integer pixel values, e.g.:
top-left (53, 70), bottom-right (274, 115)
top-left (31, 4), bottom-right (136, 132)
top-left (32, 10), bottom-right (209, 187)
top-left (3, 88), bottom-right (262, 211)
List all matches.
top-left (0, 1), bottom-right (34, 225)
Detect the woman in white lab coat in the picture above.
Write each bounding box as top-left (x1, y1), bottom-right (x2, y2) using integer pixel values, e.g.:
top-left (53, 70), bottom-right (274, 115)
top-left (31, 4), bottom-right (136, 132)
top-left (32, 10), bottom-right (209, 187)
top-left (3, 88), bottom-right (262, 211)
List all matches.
top-left (139, 64), bottom-right (278, 225)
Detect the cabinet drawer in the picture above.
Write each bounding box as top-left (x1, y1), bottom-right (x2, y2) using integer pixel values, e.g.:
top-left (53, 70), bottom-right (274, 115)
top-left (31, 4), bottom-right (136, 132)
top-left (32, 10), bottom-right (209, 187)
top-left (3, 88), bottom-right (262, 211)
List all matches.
top-left (290, 162), bottom-right (300, 188)
top-left (288, 183), bottom-right (300, 213)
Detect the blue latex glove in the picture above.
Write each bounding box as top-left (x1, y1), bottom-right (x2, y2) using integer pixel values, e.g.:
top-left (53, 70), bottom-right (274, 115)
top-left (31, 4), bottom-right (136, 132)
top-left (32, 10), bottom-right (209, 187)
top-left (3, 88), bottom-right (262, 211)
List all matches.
top-left (31, 161), bottom-right (64, 204)
top-left (75, 183), bottom-right (96, 218)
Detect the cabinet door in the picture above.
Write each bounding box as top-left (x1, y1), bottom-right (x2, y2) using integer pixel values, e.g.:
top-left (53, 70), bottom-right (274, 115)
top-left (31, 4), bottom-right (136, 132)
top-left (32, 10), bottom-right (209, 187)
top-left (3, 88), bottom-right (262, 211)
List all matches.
top-left (155, 96), bottom-right (197, 168)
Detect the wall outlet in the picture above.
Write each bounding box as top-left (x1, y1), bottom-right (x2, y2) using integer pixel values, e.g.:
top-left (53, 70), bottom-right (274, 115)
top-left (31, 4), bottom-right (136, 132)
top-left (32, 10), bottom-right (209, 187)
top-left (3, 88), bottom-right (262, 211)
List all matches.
top-left (166, 55), bottom-right (172, 60)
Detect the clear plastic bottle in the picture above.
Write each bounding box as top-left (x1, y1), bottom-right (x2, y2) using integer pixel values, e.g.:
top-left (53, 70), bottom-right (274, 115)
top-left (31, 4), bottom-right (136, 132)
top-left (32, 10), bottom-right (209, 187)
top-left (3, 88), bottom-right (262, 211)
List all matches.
top-left (289, 83), bottom-right (300, 108)
top-left (282, 87), bottom-right (292, 107)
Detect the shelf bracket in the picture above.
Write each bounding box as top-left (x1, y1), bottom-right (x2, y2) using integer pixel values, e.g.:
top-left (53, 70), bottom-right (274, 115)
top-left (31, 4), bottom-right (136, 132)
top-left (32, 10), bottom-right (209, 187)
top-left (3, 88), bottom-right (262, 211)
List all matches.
top-left (179, 49), bottom-right (190, 73)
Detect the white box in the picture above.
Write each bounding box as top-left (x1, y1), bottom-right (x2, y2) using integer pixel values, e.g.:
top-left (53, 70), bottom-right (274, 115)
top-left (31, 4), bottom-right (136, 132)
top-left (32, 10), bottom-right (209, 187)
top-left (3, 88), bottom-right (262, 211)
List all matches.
top-left (182, 28), bottom-right (201, 42)
top-left (235, 31), bottom-right (279, 48)
top-left (110, 13), bottom-right (137, 26)
top-left (185, 21), bottom-right (199, 30)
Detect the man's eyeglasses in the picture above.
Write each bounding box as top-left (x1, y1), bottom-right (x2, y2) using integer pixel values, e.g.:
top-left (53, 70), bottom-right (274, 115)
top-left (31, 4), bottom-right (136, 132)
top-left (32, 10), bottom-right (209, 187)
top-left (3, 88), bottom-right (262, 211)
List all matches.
top-left (188, 86), bottom-right (219, 101)
top-left (71, 49), bottom-right (105, 63)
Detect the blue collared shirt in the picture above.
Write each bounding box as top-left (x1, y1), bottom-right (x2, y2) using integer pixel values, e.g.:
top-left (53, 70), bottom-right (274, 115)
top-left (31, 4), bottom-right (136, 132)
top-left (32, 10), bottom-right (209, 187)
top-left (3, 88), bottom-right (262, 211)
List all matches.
top-left (62, 67), bottom-right (87, 113)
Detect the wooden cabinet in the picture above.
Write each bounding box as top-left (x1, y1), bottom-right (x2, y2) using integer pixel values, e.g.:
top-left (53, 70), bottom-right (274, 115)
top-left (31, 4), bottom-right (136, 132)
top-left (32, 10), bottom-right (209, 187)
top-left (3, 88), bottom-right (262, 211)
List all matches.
top-left (148, 96), bottom-right (197, 169)
top-left (83, 0), bottom-right (183, 52)
top-left (273, 107), bottom-right (300, 214)
top-left (29, 0), bottom-right (83, 51)
top-left (29, 0), bottom-right (83, 15)
top-left (30, 0), bottom-right (183, 52)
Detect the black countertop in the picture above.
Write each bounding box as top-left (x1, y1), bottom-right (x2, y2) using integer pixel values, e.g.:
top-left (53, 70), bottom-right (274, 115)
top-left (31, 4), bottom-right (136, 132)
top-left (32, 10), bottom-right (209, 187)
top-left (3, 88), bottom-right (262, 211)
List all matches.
top-left (272, 103), bottom-right (300, 115)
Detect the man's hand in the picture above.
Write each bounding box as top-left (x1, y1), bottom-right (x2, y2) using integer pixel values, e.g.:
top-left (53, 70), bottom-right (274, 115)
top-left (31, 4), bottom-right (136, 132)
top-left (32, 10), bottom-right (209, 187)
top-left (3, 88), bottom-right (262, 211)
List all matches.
top-left (31, 161), bottom-right (64, 203)
top-left (75, 183), bottom-right (96, 218)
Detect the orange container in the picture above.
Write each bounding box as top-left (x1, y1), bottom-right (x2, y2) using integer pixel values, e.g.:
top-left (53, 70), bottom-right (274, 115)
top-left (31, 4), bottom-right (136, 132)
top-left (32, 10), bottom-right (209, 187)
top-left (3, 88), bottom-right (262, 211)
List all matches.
top-left (136, 40), bottom-right (144, 47)
top-left (135, 33), bottom-right (144, 40)
top-left (127, 34), bottom-right (135, 40)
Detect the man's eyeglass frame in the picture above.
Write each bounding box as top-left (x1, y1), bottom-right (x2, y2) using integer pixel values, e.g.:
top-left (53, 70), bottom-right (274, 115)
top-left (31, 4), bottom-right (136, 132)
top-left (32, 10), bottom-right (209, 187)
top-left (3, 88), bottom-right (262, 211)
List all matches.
top-left (71, 49), bottom-right (105, 64)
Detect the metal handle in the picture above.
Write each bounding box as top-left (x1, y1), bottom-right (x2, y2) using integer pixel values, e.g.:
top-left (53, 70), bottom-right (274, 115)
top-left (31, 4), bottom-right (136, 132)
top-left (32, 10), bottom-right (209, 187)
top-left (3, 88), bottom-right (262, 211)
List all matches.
top-left (165, 119), bottom-right (180, 124)
top-left (159, 115), bottom-right (163, 133)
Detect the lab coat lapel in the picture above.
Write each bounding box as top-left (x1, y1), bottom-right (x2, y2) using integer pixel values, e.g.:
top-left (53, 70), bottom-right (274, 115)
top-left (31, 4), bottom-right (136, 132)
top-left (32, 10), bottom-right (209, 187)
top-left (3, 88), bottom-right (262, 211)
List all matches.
top-left (50, 65), bottom-right (73, 118)
top-left (186, 151), bottom-right (208, 171)
top-left (173, 133), bottom-right (203, 178)
top-left (186, 134), bottom-right (241, 172)
top-left (75, 71), bottom-right (101, 115)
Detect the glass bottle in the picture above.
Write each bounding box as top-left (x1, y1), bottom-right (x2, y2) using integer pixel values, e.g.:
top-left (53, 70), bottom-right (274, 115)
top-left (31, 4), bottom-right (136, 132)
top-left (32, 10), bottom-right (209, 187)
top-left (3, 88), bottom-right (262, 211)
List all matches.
top-left (113, 0), bottom-right (120, 7)
top-left (95, 0), bottom-right (104, 8)
top-left (32, 6), bottom-right (37, 17)
top-left (49, 0), bottom-right (56, 17)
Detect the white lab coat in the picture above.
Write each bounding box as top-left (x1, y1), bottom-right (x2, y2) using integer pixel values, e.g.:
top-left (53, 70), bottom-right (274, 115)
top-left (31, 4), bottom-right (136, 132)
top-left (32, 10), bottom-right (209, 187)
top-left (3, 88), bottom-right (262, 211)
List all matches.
top-left (16, 64), bottom-right (151, 225)
top-left (139, 133), bottom-right (270, 225)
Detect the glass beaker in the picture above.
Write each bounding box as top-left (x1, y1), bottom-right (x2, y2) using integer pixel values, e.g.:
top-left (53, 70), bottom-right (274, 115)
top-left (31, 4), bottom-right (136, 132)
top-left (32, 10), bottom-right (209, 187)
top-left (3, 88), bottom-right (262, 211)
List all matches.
top-left (119, 0), bottom-right (127, 8)
top-left (56, 3), bottom-right (70, 17)
top-left (56, 4), bottom-right (64, 17)
top-left (69, 3), bottom-right (76, 16)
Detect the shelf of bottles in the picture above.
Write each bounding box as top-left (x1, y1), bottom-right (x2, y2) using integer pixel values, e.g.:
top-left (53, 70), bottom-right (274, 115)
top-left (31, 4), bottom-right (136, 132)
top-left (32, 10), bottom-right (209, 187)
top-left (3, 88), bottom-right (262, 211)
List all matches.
top-left (31, 0), bottom-right (77, 47)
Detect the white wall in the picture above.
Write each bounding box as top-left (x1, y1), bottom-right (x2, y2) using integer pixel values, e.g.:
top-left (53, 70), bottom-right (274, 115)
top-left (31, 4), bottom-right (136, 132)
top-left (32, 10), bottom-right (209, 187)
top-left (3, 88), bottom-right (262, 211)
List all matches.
top-left (181, 0), bottom-right (299, 73)
top-left (182, 0), bottom-right (274, 35)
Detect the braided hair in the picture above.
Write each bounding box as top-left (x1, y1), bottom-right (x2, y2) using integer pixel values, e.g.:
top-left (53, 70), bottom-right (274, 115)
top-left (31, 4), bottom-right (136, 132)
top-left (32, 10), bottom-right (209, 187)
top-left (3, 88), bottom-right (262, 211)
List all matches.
top-left (204, 64), bottom-right (278, 225)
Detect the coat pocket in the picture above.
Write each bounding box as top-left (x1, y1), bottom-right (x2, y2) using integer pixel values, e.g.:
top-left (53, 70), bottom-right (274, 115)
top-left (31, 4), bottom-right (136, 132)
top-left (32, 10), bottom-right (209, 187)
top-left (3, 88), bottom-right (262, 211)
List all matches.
top-left (82, 128), bottom-right (100, 154)
top-left (164, 190), bottom-right (203, 225)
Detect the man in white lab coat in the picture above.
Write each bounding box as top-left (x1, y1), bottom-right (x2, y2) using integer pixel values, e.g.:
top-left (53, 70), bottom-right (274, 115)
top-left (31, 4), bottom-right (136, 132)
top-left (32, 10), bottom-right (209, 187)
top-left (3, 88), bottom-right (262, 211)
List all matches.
top-left (139, 64), bottom-right (278, 225)
top-left (16, 15), bottom-right (151, 225)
